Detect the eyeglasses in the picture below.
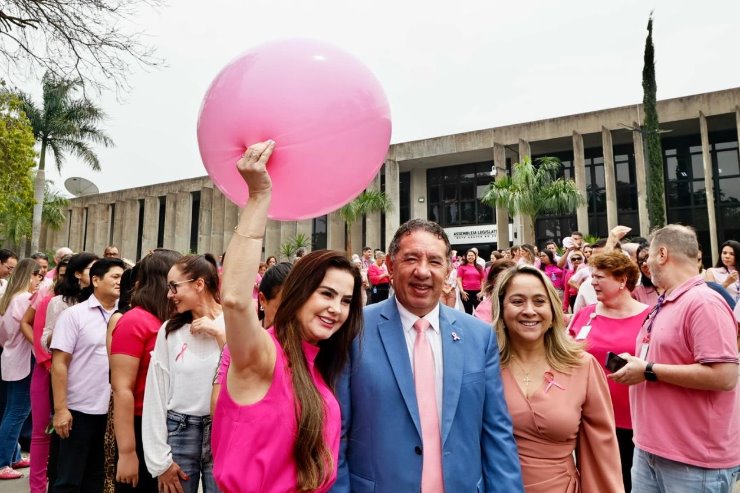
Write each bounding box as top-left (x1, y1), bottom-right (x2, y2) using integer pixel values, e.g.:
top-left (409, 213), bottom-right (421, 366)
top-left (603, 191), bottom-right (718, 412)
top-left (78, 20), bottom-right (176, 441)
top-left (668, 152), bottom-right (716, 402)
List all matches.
top-left (2, 262), bottom-right (15, 273)
top-left (571, 257), bottom-right (583, 261)
top-left (167, 279), bottom-right (194, 294)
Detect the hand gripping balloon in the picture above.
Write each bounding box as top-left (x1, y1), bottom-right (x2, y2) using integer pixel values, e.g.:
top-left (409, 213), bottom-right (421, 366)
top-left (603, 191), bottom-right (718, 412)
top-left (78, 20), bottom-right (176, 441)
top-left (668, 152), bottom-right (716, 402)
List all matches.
top-left (197, 39), bottom-right (392, 220)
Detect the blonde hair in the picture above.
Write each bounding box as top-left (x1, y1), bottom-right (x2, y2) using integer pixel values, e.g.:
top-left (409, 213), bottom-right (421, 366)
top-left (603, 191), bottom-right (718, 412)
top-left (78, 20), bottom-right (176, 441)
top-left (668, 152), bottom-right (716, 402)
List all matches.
top-left (492, 265), bottom-right (584, 372)
top-left (0, 258), bottom-right (38, 315)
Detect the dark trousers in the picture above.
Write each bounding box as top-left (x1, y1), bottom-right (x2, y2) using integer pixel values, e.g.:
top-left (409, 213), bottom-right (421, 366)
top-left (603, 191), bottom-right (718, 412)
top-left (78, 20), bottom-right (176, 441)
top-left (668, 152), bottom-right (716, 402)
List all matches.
top-left (115, 416), bottom-right (158, 493)
top-left (616, 427), bottom-right (634, 492)
top-left (53, 410), bottom-right (107, 493)
top-left (370, 284), bottom-right (390, 304)
top-left (461, 289), bottom-right (481, 315)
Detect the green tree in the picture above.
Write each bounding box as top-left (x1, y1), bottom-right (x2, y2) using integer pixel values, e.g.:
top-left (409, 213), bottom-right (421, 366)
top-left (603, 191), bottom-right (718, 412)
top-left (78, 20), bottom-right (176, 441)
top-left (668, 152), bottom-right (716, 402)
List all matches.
top-left (18, 72), bottom-right (113, 253)
top-left (643, 12), bottom-right (666, 228)
top-left (338, 190), bottom-right (392, 257)
top-left (279, 233), bottom-right (311, 261)
top-left (0, 85), bottom-right (36, 248)
top-left (482, 157), bottom-right (585, 244)
top-left (0, 181), bottom-right (70, 252)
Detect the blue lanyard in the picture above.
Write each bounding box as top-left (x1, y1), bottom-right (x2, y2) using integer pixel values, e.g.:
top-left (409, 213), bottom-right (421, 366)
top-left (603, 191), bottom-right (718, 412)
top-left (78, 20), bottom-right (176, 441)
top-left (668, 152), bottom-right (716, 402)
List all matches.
top-left (97, 306), bottom-right (112, 325)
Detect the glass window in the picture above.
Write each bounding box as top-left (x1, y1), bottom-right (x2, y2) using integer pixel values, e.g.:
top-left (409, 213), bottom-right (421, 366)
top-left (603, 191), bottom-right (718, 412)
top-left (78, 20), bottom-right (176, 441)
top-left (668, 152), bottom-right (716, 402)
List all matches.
top-left (719, 176), bottom-right (740, 204)
top-left (691, 153), bottom-right (705, 180)
top-left (716, 150), bottom-right (740, 176)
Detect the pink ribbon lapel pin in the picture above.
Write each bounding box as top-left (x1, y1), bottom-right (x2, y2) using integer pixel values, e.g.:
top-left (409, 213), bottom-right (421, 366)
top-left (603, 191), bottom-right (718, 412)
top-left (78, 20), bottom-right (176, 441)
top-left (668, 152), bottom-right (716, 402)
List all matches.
top-left (544, 371), bottom-right (565, 393)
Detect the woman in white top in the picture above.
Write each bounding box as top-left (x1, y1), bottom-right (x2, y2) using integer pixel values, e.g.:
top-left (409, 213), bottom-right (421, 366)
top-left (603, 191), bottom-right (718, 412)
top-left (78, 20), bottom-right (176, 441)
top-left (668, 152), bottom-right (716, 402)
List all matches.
top-left (0, 259), bottom-right (43, 479)
top-left (142, 254), bottom-right (224, 493)
top-left (705, 240), bottom-right (740, 303)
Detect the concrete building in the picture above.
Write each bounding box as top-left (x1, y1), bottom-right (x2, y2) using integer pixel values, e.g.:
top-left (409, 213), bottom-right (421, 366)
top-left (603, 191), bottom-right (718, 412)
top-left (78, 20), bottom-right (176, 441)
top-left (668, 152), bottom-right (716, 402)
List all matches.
top-left (42, 87), bottom-right (740, 265)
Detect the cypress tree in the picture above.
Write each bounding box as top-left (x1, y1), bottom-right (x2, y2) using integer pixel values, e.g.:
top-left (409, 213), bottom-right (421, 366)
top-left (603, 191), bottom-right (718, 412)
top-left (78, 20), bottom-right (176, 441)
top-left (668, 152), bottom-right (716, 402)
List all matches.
top-left (643, 12), bottom-right (666, 228)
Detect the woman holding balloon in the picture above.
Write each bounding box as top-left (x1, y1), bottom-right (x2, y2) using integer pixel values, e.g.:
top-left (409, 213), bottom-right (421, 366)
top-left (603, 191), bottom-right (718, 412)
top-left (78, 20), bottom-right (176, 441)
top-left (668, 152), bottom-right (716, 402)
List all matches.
top-left (212, 141), bottom-right (364, 492)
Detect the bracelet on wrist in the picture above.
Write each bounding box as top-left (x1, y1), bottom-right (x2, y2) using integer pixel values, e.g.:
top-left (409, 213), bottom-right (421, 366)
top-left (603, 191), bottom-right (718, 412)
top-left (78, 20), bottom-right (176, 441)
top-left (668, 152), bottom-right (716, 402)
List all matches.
top-left (233, 227), bottom-right (264, 239)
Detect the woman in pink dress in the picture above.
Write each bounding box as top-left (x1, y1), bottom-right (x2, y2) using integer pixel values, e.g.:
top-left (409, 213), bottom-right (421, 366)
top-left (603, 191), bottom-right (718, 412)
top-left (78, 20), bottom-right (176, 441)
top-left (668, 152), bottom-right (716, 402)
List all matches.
top-left (473, 259), bottom-right (515, 323)
top-left (213, 141), bottom-right (364, 493)
top-left (493, 264), bottom-right (624, 493)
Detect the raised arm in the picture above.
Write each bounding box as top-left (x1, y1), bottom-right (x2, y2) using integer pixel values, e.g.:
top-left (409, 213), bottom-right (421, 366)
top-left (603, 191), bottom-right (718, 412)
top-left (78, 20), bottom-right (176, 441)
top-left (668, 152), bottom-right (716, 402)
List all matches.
top-left (221, 141), bottom-right (277, 377)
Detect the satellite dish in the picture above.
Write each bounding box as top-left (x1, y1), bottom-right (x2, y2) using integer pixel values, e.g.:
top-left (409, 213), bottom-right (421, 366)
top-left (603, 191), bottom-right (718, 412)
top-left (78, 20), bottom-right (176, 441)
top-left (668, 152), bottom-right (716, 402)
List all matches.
top-left (65, 177), bottom-right (99, 197)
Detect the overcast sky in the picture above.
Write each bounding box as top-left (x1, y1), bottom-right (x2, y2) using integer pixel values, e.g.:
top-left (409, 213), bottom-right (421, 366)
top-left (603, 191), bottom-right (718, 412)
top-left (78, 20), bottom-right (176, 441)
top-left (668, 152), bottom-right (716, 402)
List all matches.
top-left (29, 0), bottom-right (740, 195)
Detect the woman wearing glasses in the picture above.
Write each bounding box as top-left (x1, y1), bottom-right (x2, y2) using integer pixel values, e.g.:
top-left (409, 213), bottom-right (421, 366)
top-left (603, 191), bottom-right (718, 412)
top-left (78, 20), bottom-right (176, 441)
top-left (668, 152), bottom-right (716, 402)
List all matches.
top-left (632, 244), bottom-right (659, 307)
top-left (142, 254), bottom-right (224, 493)
top-left (0, 259), bottom-right (44, 479)
top-left (568, 251), bottom-right (650, 491)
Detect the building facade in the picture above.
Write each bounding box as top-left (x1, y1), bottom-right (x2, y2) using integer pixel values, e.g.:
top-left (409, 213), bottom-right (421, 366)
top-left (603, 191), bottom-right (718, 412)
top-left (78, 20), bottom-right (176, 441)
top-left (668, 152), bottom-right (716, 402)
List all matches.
top-left (42, 87), bottom-right (740, 265)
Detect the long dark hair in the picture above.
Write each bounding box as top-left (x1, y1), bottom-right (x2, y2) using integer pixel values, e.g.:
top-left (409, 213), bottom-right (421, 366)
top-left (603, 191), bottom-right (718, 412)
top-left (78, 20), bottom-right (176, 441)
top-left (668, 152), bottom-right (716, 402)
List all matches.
top-left (131, 249), bottom-right (182, 323)
top-left (716, 240), bottom-right (740, 270)
top-left (165, 254), bottom-right (220, 337)
top-left (461, 249), bottom-right (483, 273)
top-left (539, 249), bottom-right (555, 267)
top-left (260, 262), bottom-right (292, 300)
top-left (272, 250), bottom-right (363, 490)
top-left (56, 252), bottom-right (99, 304)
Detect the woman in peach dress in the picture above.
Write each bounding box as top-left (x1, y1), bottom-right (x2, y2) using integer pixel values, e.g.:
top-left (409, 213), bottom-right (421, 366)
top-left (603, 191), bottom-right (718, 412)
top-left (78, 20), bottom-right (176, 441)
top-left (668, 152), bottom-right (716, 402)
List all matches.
top-left (492, 265), bottom-right (624, 493)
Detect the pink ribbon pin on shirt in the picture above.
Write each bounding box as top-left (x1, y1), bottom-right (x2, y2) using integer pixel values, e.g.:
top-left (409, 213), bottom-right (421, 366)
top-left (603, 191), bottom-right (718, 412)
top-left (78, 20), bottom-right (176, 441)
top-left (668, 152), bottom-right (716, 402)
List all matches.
top-left (544, 371), bottom-right (565, 393)
top-left (175, 343), bottom-right (188, 362)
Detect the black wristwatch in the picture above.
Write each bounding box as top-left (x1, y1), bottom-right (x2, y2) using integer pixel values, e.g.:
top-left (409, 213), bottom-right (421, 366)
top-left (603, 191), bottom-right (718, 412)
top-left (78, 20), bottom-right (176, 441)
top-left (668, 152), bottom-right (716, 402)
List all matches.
top-left (644, 362), bottom-right (658, 382)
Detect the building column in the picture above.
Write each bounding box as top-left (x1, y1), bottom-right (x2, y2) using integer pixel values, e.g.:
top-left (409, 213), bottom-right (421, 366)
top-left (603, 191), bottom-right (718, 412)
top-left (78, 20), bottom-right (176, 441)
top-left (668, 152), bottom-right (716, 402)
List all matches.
top-left (197, 187), bottom-right (214, 255)
top-left (88, 203), bottom-right (107, 255)
top-left (601, 126), bottom-right (618, 231)
top-left (384, 159), bottom-right (400, 245)
top-left (265, 219), bottom-right (282, 260)
top-left (631, 123), bottom-right (651, 237)
top-left (410, 167), bottom-right (427, 220)
top-left (700, 112), bottom-right (719, 265)
top-left (68, 206), bottom-right (85, 253)
top-left (53, 210), bottom-right (71, 251)
top-left (121, 199), bottom-right (140, 260)
top-left (493, 143), bottom-right (510, 248)
top-left (571, 131), bottom-right (589, 236)
top-left (173, 192), bottom-right (191, 253)
top-left (111, 201), bottom-right (126, 252)
top-left (141, 197), bottom-right (160, 255)
top-left (39, 223), bottom-right (49, 252)
top-left (365, 172), bottom-right (382, 251)
top-left (517, 139), bottom-right (534, 244)
top-left (326, 212), bottom-right (345, 252)
top-left (164, 193), bottom-right (177, 250)
top-left (210, 189), bottom-right (225, 258)
top-left (222, 200), bottom-right (239, 252)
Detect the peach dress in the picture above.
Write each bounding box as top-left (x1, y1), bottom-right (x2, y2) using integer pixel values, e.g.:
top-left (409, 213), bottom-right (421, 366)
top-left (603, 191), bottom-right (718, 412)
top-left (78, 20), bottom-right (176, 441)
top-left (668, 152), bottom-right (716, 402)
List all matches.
top-left (502, 353), bottom-right (624, 493)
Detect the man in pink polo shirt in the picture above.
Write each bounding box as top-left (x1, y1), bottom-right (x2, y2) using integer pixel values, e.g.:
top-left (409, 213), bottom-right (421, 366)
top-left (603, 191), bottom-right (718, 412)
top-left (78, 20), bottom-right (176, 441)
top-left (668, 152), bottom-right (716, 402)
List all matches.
top-left (610, 225), bottom-right (740, 492)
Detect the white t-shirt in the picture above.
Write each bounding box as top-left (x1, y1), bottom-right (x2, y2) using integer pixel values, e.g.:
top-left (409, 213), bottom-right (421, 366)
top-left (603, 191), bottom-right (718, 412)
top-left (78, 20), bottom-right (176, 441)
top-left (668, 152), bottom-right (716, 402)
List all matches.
top-left (142, 314), bottom-right (223, 477)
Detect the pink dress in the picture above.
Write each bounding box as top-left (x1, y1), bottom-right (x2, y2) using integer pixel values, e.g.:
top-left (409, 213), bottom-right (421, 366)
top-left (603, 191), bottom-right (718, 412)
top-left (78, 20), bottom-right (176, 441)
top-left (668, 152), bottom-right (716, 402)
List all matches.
top-left (212, 329), bottom-right (340, 493)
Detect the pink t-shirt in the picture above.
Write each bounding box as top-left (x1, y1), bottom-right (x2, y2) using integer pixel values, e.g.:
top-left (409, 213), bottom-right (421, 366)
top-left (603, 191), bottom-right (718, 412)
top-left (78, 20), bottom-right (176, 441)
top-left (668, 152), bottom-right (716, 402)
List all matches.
top-left (631, 285), bottom-right (660, 308)
top-left (473, 297), bottom-right (493, 323)
top-left (110, 307), bottom-right (162, 416)
top-left (32, 294), bottom-right (54, 370)
top-left (543, 264), bottom-right (564, 290)
top-left (0, 292), bottom-right (33, 381)
top-left (212, 329), bottom-right (340, 493)
top-left (569, 304), bottom-right (650, 429)
top-left (457, 264), bottom-right (484, 291)
top-left (630, 276), bottom-right (740, 468)
top-left (50, 295), bottom-right (116, 415)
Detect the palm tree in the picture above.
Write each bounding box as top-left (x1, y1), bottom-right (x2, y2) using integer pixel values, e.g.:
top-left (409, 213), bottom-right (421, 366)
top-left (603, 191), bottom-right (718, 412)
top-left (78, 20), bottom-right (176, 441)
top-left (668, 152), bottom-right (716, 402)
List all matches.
top-left (482, 156), bottom-right (585, 244)
top-left (338, 190), bottom-right (392, 257)
top-left (18, 72), bottom-right (113, 252)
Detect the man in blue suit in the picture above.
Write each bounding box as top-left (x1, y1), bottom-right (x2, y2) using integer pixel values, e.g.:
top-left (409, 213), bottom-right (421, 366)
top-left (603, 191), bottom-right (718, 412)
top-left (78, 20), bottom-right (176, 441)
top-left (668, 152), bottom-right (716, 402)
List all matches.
top-left (331, 219), bottom-right (523, 493)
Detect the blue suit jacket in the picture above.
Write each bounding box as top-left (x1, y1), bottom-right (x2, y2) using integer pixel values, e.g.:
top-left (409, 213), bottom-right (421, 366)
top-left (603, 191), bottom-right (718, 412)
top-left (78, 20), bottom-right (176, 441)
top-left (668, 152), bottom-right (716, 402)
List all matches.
top-left (330, 298), bottom-right (523, 493)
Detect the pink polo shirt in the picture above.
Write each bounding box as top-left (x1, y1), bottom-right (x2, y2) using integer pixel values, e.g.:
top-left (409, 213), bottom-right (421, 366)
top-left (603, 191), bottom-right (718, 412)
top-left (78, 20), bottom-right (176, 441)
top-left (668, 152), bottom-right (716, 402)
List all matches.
top-left (0, 292), bottom-right (33, 381)
top-left (51, 294), bottom-right (116, 415)
top-left (630, 276), bottom-right (740, 469)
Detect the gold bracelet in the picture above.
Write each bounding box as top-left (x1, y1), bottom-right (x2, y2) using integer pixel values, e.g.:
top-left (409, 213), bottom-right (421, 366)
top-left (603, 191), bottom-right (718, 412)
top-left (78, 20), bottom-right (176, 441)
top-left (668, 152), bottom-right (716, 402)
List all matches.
top-left (233, 227), bottom-right (264, 239)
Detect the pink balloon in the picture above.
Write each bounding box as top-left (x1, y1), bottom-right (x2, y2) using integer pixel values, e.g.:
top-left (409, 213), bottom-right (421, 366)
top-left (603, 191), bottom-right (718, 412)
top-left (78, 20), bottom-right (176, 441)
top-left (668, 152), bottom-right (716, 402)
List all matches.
top-left (197, 39), bottom-right (392, 220)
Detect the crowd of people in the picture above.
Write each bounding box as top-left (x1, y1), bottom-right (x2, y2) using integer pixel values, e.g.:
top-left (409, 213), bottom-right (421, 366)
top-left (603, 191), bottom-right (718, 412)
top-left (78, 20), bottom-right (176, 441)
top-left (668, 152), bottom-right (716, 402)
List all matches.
top-left (0, 139), bottom-right (738, 493)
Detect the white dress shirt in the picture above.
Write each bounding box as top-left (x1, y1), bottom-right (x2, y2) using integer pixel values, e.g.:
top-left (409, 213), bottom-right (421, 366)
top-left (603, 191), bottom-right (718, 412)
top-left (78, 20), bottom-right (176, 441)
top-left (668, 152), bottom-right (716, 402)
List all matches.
top-left (396, 300), bottom-right (444, 424)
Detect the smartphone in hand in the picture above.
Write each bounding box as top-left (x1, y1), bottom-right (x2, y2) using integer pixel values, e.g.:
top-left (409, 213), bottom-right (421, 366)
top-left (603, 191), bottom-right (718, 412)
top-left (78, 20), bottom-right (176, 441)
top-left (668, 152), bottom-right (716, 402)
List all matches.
top-left (605, 351), bottom-right (628, 373)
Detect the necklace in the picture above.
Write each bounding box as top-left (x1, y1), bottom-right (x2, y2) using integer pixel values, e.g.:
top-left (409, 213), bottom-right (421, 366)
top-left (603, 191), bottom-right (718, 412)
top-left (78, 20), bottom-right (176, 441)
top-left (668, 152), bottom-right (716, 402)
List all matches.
top-left (510, 355), bottom-right (546, 391)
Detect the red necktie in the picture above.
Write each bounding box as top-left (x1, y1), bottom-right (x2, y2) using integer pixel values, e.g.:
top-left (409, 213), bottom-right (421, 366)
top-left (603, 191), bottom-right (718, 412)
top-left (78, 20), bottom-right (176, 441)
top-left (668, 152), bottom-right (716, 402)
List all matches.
top-left (413, 318), bottom-right (445, 493)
